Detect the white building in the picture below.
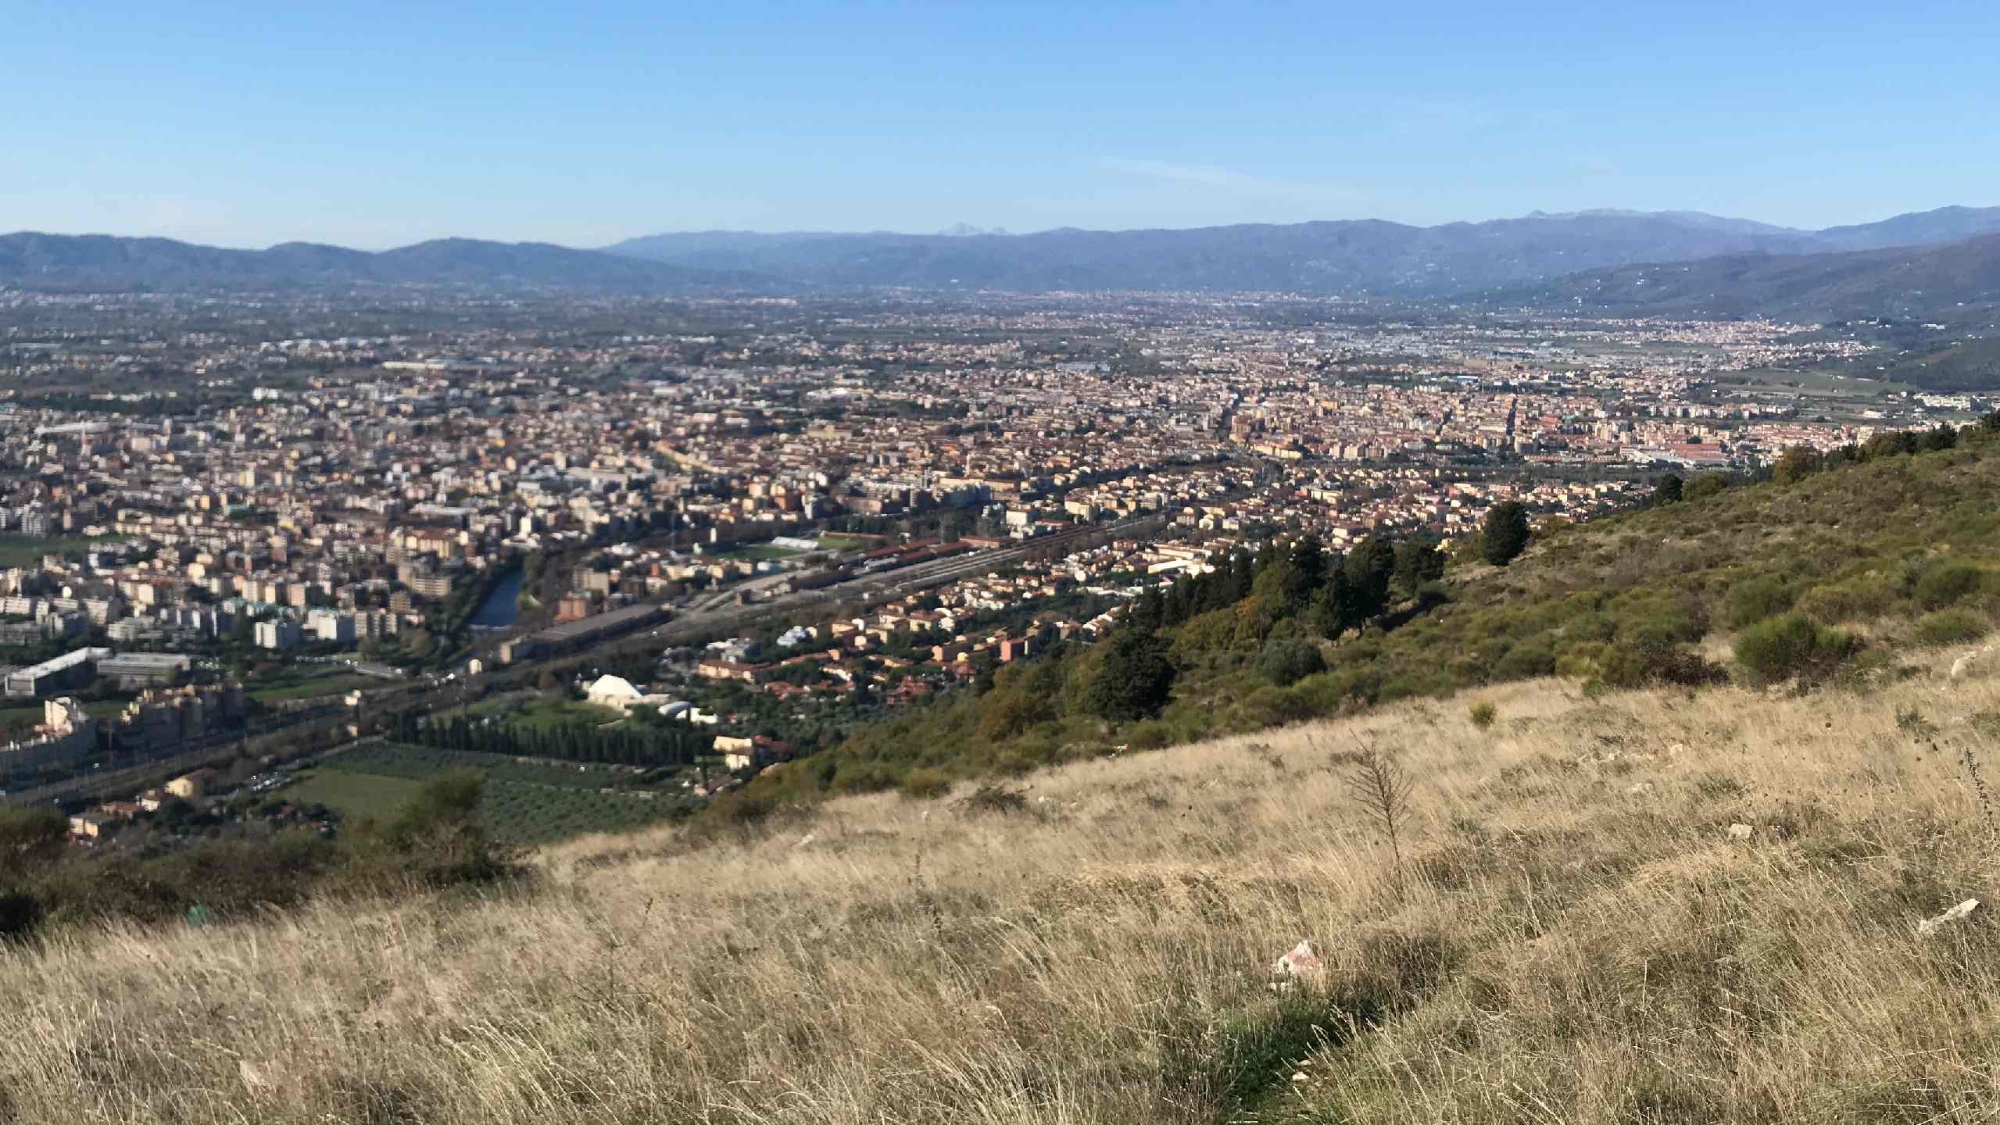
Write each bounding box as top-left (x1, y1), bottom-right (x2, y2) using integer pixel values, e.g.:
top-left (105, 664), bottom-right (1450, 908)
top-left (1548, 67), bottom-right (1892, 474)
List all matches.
top-left (255, 620), bottom-right (304, 650)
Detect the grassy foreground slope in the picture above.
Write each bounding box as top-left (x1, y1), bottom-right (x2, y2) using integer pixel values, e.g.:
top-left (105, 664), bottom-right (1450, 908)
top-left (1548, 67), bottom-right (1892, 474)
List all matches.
top-left (5, 657), bottom-right (2000, 1122)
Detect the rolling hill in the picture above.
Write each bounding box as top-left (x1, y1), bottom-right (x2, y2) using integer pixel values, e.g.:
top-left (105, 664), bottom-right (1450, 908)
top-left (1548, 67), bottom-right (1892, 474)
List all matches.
top-left (0, 232), bottom-right (761, 292)
top-left (11, 204), bottom-right (2000, 300)
top-left (732, 423), bottom-right (2000, 806)
top-left (607, 205), bottom-right (2000, 296)
top-left (1501, 231), bottom-right (2000, 326)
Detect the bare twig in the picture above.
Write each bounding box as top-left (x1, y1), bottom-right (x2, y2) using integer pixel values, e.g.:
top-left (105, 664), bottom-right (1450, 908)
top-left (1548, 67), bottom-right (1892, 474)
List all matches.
top-left (1344, 742), bottom-right (1415, 898)
top-left (1960, 742), bottom-right (1998, 839)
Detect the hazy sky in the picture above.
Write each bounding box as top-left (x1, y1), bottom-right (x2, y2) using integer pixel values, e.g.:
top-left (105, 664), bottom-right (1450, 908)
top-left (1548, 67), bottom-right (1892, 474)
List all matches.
top-left (5, 0), bottom-right (1998, 248)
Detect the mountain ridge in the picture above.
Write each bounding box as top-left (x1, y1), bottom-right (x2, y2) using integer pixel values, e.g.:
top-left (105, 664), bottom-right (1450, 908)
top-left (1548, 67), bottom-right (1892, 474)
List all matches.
top-left (0, 231), bottom-right (763, 292)
top-left (1498, 230), bottom-right (2000, 325)
top-left (9, 204), bottom-right (2000, 297)
top-left (604, 205), bottom-right (2000, 295)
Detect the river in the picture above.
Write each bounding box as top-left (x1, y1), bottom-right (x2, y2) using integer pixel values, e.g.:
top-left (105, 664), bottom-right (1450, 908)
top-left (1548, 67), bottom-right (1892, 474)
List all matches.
top-left (470, 568), bottom-right (524, 628)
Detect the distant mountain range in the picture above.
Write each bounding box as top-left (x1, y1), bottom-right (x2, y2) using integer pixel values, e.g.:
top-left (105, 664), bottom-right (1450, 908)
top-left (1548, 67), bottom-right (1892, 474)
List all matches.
top-left (1501, 231), bottom-right (2000, 325)
top-left (0, 233), bottom-right (750, 292)
top-left (6, 206), bottom-right (2000, 314)
top-left (604, 206), bottom-right (2000, 296)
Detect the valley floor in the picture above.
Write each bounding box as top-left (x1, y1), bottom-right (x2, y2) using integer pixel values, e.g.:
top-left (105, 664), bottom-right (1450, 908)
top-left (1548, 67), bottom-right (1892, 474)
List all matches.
top-left (9, 651), bottom-right (2000, 1123)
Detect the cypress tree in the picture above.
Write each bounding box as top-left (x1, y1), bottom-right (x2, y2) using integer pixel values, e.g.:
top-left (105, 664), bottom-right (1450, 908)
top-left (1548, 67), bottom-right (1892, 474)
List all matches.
top-left (1481, 502), bottom-right (1532, 567)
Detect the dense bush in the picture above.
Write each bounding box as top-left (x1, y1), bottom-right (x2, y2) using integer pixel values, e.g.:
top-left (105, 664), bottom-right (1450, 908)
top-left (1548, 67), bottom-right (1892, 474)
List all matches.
top-left (897, 768), bottom-right (951, 800)
top-left (1256, 637), bottom-right (1326, 686)
top-left (1595, 640), bottom-right (1722, 689)
top-left (1733, 614), bottom-right (1859, 684)
top-left (1684, 472), bottom-right (1731, 500)
top-left (1796, 576), bottom-right (1897, 624)
top-left (1725, 574), bottom-right (1797, 628)
top-left (1915, 608), bottom-right (1990, 647)
top-left (1493, 643), bottom-right (1556, 679)
top-left (1914, 561), bottom-right (1984, 611)
top-left (1773, 446), bottom-right (1823, 484)
top-left (1086, 629), bottom-right (1177, 721)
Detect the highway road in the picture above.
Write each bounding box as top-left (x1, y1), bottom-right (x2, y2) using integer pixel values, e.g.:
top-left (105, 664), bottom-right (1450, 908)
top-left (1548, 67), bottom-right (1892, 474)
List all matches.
top-left (649, 516), bottom-right (1157, 646)
top-left (466, 516), bottom-right (1157, 692)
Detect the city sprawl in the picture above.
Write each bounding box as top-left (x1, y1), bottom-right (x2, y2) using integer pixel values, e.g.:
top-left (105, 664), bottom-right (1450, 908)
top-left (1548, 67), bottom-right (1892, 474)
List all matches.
top-left (0, 287), bottom-right (1969, 839)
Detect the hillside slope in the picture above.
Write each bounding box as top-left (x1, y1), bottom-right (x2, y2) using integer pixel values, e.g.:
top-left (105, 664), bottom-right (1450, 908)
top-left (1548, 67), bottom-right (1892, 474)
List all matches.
top-left (607, 206), bottom-right (2000, 296)
top-left (750, 427), bottom-right (2000, 804)
top-left (3, 659), bottom-right (1999, 1122)
top-left (1501, 231), bottom-right (2000, 326)
top-left (0, 232), bottom-right (759, 292)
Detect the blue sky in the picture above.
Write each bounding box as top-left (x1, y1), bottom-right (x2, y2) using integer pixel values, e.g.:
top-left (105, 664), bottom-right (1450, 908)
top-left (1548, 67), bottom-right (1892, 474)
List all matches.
top-left (4, 0), bottom-right (1997, 248)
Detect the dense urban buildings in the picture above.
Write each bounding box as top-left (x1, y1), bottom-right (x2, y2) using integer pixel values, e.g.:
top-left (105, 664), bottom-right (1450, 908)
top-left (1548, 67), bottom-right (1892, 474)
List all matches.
top-left (0, 286), bottom-right (1967, 795)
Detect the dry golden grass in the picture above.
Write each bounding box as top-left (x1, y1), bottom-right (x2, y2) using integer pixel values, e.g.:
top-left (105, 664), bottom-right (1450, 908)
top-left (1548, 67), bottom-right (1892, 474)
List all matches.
top-left (8, 651), bottom-right (2000, 1123)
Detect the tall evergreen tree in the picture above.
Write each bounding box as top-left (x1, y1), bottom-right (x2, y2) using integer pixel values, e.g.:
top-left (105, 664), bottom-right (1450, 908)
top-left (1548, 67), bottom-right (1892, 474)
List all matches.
top-left (1392, 533), bottom-right (1446, 597)
top-left (1345, 534), bottom-right (1397, 621)
top-left (1651, 473), bottom-right (1684, 507)
top-left (1285, 535), bottom-right (1327, 611)
top-left (1481, 502), bottom-right (1532, 567)
top-left (1085, 628), bottom-right (1177, 722)
top-left (1130, 587), bottom-right (1166, 633)
top-left (1224, 549), bottom-right (1255, 604)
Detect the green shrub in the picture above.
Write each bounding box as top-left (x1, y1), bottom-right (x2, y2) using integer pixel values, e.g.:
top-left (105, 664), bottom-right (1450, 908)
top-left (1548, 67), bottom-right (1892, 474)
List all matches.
top-left (340, 771), bottom-right (513, 890)
top-left (1554, 642), bottom-right (1608, 680)
top-left (1895, 706), bottom-right (1940, 736)
top-left (1724, 574), bottom-right (1796, 628)
top-left (1915, 608), bottom-right (1989, 647)
top-left (1598, 641), bottom-right (1722, 689)
top-left (1684, 473), bottom-right (1731, 500)
top-left (1468, 701), bottom-right (1497, 730)
top-left (897, 768), bottom-right (952, 800)
top-left (1085, 629), bottom-right (1177, 722)
top-left (1256, 636), bottom-right (1326, 686)
top-left (1237, 683), bottom-right (1324, 728)
top-left (1733, 614), bottom-right (1859, 684)
top-left (1773, 445), bottom-right (1824, 484)
top-left (1184, 929), bottom-right (1459, 1114)
top-left (958, 785), bottom-right (1029, 815)
top-left (1796, 576), bottom-right (1897, 624)
top-left (1694, 772), bottom-right (1745, 799)
top-left (1493, 643), bottom-right (1555, 679)
top-left (1914, 562), bottom-right (1984, 610)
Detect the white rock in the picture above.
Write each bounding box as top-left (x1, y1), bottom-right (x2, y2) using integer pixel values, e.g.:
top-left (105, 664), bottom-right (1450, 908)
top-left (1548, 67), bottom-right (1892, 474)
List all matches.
top-left (1727, 823), bottom-right (1754, 840)
top-left (1272, 939), bottom-right (1326, 984)
top-left (1950, 645), bottom-right (1996, 681)
top-left (793, 833), bottom-right (816, 849)
top-left (1918, 898), bottom-right (1982, 937)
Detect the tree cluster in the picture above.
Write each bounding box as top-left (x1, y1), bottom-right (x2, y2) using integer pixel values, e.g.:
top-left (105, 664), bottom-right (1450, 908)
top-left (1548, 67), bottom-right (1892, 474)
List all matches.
top-left (1127, 530), bottom-right (1447, 641)
top-left (391, 710), bottom-right (705, 768)
top-left (1773, 419), bottom-right (1984, 486)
